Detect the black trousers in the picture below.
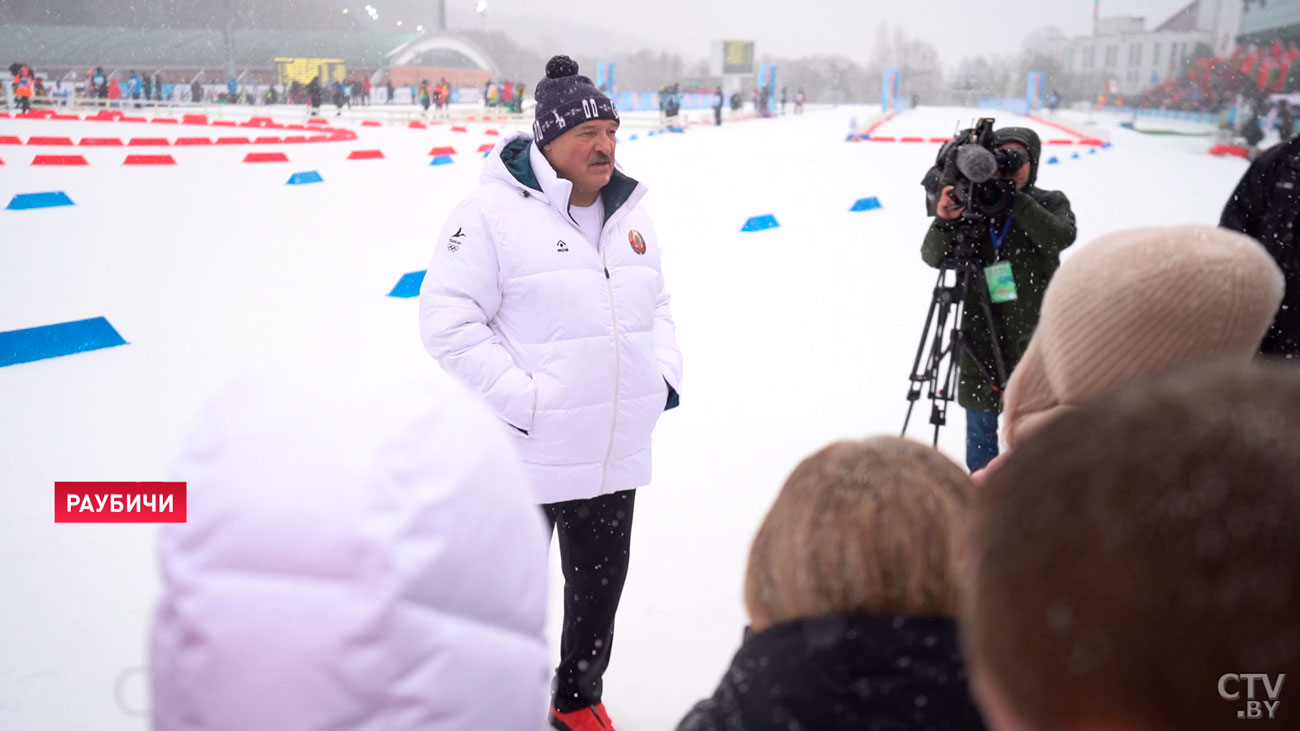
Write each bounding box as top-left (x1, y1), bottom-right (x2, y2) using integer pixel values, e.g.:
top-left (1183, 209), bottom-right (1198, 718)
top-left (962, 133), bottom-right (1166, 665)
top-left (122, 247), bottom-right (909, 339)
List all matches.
top-left (542, 489), bottom-right (636, 712)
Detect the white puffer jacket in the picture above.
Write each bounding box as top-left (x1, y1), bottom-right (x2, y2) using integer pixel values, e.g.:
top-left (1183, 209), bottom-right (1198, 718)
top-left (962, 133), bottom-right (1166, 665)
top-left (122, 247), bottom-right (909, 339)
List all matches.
top-left (420, 132), bottom-right (683, 504)
top-left (151, 361), bottom-right (550, 731)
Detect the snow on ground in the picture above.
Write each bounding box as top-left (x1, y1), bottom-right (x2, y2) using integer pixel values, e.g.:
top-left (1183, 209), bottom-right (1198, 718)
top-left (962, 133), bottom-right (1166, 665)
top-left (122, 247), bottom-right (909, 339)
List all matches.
top-left (0, 102), bottom-right (1249, 730)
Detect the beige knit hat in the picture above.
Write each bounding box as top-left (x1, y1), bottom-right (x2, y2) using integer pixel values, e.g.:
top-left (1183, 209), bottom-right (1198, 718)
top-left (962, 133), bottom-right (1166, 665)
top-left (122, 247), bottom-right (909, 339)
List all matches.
top-left (1002, 225), bottom-right (1284, 447)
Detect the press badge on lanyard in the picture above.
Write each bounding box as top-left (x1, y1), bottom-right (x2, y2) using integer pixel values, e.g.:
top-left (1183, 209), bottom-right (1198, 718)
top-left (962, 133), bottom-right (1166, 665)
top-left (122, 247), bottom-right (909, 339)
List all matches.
top-left (984, 216), bottom-right (1018, 304)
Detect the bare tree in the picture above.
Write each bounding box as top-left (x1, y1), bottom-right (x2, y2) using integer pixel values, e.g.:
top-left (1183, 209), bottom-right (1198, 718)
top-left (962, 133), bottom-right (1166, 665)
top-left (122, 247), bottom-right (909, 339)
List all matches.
top-left (863, 23), bottom-right (944, 103)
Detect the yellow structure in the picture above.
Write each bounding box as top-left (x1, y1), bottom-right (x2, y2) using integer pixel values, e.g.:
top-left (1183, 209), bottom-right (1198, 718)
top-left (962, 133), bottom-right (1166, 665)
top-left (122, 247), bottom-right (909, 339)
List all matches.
top-left (275, 58), bottom-right (347, 86)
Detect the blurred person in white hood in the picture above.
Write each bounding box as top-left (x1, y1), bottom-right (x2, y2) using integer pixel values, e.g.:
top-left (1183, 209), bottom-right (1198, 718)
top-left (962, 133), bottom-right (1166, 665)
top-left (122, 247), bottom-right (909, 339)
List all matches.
top-left (150, 361), bottom-right (550, 730)
top-left (419, 54), bottom-right (683, 731)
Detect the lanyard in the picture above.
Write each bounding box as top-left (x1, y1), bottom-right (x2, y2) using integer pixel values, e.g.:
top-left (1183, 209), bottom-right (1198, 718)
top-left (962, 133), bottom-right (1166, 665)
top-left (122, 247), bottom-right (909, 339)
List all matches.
top-left (990, 215), bottom-right (1014, 253)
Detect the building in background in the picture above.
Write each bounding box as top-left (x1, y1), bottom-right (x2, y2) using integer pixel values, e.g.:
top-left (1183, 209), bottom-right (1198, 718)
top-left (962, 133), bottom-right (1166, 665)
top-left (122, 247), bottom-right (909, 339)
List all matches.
top-left (1238, 0), bottom-right (1300, 47)
top-left (1048, 1), bottom-right (1241, 96)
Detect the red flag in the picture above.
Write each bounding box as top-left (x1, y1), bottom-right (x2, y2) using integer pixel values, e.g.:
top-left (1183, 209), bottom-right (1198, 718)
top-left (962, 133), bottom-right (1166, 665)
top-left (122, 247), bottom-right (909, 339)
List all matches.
top-left (1241, 51), bottom-right (1260, 74)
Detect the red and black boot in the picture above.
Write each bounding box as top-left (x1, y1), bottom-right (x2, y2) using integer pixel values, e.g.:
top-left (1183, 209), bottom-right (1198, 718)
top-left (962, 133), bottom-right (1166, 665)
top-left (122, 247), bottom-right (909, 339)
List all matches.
top-left (549, 703), bottom-right (617, 731)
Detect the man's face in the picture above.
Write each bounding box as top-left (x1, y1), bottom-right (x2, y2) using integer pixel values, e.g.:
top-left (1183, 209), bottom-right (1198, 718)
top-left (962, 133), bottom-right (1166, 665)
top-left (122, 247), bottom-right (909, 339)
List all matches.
top-left (998, 142), bottom-right (1032, 191)
top-left (543, 119), bottom-right (619, 197)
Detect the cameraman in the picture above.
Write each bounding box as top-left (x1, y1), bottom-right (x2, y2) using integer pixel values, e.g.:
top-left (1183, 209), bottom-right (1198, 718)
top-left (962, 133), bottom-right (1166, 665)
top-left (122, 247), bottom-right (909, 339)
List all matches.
top-left (920, 127), bottom-right (1076, 472)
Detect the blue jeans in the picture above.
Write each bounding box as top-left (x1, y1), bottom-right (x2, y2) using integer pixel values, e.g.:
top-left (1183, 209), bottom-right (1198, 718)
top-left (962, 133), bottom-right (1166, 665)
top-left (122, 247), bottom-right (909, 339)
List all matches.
top-left (966, 409), bottom-right (1001, 473)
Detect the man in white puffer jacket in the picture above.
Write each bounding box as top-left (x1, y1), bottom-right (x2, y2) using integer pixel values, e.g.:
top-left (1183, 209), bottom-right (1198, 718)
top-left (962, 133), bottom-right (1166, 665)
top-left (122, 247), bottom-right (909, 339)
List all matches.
top-left (420, 55), bottom-right (682, 731)
top-left (151, 360), bottom-right (550, 730)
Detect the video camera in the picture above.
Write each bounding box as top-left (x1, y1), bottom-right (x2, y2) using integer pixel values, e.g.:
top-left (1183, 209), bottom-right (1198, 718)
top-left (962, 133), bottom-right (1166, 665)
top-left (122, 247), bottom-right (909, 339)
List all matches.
top-left (922, 118), bottom-right (1026, 221)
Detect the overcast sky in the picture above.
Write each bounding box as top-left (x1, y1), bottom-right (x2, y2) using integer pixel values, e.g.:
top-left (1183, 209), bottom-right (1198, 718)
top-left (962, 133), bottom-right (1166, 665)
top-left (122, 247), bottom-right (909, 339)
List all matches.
top-left (476, 0), bottom-right (1196, 63)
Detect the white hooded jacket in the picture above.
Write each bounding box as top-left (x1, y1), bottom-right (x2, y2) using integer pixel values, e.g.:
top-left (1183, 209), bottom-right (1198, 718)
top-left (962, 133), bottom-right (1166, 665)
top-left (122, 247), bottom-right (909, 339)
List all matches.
top-left (151, 362), bottom-right (550, 731)
top-left (419, 132), bottom-right (683, 504)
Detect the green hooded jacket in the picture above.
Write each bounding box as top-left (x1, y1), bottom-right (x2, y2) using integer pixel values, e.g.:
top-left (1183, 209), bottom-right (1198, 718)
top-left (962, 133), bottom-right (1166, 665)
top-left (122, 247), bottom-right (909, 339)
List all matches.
top-left (920, 127), bottom-right (1077, 412)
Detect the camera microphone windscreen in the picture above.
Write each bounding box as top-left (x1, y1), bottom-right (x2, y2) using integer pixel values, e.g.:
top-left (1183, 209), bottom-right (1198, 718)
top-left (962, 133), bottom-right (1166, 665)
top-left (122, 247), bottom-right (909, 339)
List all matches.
top-left (956, 145), bottom-right (998, 183)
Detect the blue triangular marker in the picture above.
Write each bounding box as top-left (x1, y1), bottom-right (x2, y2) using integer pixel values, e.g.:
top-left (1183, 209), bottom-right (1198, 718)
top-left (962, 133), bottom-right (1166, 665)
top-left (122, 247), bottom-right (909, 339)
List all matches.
top-left (1047, 156), bottom-right (1060, 164)
top-left (1102, 142), bottom-right (1113, 149)
top-left (7, 191), bottom-right (74, 210)
top-left (287, 171), bottom-right (323, 185)
top-left (1089, 148), bottom-right (1097, 154)
top-left (629, 134), bottom-right (639, 141)
top-left (388, 270), bottom-right (427, 298)
top-left (1072, 152), bottom-right (1081, 159)
top-left (667, 126), bottom-right (685, 133)
top-left (430, 155), bottom-right (454, 166)
top-left (482, 150), bottom-right (490, 157)
top-left (850, 197), bottom-right (882, 212)
top-left (741, 214), bottom-right (780, 232)
top-left (0, 317), bottom-right (127, 367)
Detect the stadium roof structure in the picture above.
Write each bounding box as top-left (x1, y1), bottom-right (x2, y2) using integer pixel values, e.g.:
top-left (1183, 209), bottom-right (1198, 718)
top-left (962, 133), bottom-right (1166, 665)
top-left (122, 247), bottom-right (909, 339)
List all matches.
top-left (0, 24), bottom-right (451, 70)
top-left (1155, 2), bottom-right (1200, 33)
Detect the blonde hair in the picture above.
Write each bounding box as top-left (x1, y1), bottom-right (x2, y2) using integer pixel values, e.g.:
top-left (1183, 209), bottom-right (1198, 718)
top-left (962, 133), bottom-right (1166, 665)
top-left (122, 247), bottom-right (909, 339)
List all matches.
top-left (744, 437), bottom-right (972, 631)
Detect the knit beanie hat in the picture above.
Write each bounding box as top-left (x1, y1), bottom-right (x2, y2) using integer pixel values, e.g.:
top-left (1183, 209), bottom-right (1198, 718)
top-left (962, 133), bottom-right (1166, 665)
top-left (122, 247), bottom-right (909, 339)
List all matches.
top-left (1002, 225), bottom-right (1284, 447)
top-left (532, 55), bottom-right (619, 148)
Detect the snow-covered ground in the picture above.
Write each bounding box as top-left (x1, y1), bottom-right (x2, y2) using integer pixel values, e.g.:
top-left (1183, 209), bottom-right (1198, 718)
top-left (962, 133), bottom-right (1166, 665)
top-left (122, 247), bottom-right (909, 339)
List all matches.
top-left (0, 103), bottom-right (1250, 730)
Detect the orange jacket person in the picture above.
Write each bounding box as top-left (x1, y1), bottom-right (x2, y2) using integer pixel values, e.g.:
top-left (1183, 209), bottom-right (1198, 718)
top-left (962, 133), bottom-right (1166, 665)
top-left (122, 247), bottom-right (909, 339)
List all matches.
top-left (12, 64), bottom-right (34, 113)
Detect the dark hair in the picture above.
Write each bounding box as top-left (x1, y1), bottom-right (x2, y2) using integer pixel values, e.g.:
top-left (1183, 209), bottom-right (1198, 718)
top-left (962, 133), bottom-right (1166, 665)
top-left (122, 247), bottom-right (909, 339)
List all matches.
top-left (966, 361), bottom-right (1300, 730)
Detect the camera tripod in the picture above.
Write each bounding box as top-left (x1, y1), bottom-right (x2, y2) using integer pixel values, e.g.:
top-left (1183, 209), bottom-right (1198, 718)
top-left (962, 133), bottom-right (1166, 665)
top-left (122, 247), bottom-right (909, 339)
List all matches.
top-left (902, 226), bottom-right (1010, 448)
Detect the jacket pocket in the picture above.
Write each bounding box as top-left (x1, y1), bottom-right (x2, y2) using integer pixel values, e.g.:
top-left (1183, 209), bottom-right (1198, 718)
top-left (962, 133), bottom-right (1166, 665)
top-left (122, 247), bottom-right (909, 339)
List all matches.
top-left (664, 378), bottom-right (680, 411)
top-left (506, 377), bottom-right (539, 438)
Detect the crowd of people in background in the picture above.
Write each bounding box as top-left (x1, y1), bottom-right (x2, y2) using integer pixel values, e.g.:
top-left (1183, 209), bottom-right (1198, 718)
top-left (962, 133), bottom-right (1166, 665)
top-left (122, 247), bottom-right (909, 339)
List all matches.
top-left (3, 63), bottom-right (503, 113)
top-left (1232, 96), bottom-right (1296, 149)
top-left (4, 62), bottom-right (197, 107)
top-left (1073, 41), bottom-right (1300, 155)
top-left (8, 62), bottom-right (807, 126)
top-left (481, 78), bottom-right (527, 113)
top-left (1124, 40), bottom-right (1300, 114)
top-left (418, 78), bottom-right (453, 115)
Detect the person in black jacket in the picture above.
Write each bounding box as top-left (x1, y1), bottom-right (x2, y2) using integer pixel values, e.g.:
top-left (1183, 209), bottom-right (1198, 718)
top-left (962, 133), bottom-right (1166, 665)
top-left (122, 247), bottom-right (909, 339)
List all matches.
top-left (678, 437), bottom-right (986, 731)
top-left (307, 75), bottom-right (322, 116)
top-left (1221, 133), bottom-right (1300, 358)
top-left (1239, 99), bottom-right (1265, 151)
top-left (1277, 100), bottom-right (1295, 143)
top-left (923, 127), bottom-right (1077, 473)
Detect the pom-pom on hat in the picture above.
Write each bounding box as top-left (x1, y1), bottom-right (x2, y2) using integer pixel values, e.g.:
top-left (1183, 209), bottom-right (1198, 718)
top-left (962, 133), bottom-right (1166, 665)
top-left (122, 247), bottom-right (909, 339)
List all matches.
top-left (532, 55), bottom-right (619, 148)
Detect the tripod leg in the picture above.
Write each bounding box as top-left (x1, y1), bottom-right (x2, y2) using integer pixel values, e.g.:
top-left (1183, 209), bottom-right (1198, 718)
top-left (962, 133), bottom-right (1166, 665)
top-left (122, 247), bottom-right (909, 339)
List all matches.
top-left (904, 272), bottom-right (950, 435)
top-left (904, 269), bottom-right (963, 444)
top-left (906, 271), bottom-right (947, 389)
top-left (930, 316), bottom-right (965, 447)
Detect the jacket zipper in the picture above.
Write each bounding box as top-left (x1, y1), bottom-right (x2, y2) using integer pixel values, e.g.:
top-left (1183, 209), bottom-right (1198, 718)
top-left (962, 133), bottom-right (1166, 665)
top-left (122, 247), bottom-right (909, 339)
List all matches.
top-left (600, 232), bottom-right (619, 493)
top-left (550, 184), bottom-right (623, 490)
